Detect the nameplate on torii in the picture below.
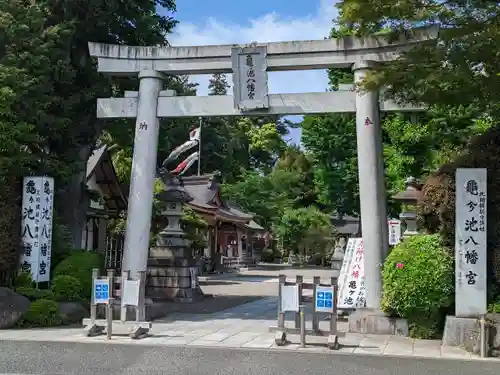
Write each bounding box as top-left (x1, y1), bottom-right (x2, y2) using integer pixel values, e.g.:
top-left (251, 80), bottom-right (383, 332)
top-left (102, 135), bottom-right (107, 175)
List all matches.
top-left (231, 45), bottom-right (270, 112)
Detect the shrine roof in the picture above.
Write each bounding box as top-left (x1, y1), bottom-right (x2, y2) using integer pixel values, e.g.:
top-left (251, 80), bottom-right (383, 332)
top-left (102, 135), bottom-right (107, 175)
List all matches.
top-left (246, 220), bottom-right (265, 231)
top-left (181, 174), bottom-right (254, 222)
top-left (331, 214), bottom-right (360, 235)
top-left (86, 144), bottom-right (127, 212)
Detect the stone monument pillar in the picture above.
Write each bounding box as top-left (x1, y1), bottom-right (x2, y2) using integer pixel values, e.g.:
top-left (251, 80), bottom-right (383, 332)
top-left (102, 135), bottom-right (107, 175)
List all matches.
top-left (147, 172), bottom-right (204, 302)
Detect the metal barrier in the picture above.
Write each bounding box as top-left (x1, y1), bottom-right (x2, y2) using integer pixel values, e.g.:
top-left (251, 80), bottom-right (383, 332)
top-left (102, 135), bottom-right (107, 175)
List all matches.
top-left (269, 274), bottom-right (345, 349)
top-left (82, 268), bottom-right (151, 339)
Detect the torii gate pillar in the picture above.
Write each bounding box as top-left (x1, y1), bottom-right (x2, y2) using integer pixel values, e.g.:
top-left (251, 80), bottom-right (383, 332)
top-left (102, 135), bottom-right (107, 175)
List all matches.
top-left (354, 61), bottom-right (389, 310)
top-left (122, 70), bottom-right (164, 277)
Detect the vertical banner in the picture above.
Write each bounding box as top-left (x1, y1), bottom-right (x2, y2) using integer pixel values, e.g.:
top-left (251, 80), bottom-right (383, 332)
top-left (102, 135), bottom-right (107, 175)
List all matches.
top-left (337, 238), bottom-right (365, 309)
top-left (20, 177), bottom-right (43, 279)
top-left (455, 168), bottom-right (487, 317)
top-left (38, 177), bottom-right (54, 282)
top-left (20, 176), bottom-right (54, 282)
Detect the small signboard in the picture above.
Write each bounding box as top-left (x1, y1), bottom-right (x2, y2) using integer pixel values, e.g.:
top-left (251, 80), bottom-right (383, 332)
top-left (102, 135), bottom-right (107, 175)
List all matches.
top-left (121, 279), bottom-right (140, 306)
top-left (388, 219), bottom-right (401, 245)
top-left (94, 279), bottom-right (110, 304)
top-left (315, 286), bottom-right (335, 313)
top-left (281, 284), bottom-right (299, 312)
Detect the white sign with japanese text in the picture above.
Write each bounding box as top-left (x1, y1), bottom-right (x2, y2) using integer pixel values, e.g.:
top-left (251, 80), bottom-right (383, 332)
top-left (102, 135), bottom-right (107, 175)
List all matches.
top-left (337, 238), bottom-right (365, 309)
top-left (38, 177), bottom-right (54, 282)
top-left (281, 284), bottom-right (299, 312)
top-left (337, 238), bottom-right (358, 305)
top-left (388, 219), bottom-right (401, 245)
top-left (20, 177), bottom-right (43, 280)
top-left (455, 168), bottom-right (487, 317)
top-left (231, 46), bottom-right (269, 111)
top-left (20, 176), bottom-right (54, 282)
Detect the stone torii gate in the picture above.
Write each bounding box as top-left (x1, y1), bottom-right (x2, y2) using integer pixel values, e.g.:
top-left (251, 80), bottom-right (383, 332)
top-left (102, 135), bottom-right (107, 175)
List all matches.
top-left (88, 26), bottom-right (437, 311)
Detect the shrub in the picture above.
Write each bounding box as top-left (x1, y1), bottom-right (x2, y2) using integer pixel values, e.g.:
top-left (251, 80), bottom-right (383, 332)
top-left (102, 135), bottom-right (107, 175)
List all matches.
top-left (381, 234), bottom-right (454, 339)
top-left (418, 126), bottom-right (500, 281)
top-left (17, 299), bottom-right (62, 327)
top-left (489, 302), bottom-right (500, 313)
top-left (53, 251), bottom-right (102, 299)
top-left (51, 275), bottom-right (82, 301)
top-left (50, 217), bottom-right (73, 272)
top-left (260, 248), bottom-right (276, 263)
top-left (15, 286), bottom-right (55, 301)
top-left (14, 271), bottom-right (33, 288)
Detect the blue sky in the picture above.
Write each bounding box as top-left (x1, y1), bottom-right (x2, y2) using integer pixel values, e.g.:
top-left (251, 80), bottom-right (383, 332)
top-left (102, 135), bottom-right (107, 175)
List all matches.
top-left (164, 0), bottom-right (338, 145)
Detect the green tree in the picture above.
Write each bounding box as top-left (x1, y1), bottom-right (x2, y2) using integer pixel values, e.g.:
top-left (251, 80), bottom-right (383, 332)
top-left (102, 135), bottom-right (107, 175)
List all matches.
top-left (1, 0), bottom-right (182, 250)
top-left (301, 113), bottom-right (359, 215)
top-left (274, 145), bottom-right (320, 207)
top-left (336, 0), bottom-right (500, 116)
top-left (274, 206), bottom-right (333, 261)
top-left (222, 170), bottom-right (298, 229)
top-left (301, 5), bottom-right (496, 217)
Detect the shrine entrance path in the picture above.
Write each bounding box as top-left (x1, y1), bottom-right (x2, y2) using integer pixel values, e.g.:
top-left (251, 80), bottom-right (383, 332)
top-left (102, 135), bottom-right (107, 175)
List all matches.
top-left (151, 267), bottom-right (340, 317)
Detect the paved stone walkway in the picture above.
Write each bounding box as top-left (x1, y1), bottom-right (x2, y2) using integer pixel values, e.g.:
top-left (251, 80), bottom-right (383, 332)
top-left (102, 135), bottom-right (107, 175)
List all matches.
top-left (0, 297), bottom-right (494, 361)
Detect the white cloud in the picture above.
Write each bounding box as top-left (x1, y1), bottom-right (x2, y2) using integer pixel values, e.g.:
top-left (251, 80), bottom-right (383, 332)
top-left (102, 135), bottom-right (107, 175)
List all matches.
top-left (170, 0), bottom-right (338, 96)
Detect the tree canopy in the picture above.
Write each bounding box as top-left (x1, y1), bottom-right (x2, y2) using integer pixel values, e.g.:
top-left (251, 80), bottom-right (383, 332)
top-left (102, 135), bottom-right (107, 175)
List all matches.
top-left (3, 0), bottom-right (500, 274)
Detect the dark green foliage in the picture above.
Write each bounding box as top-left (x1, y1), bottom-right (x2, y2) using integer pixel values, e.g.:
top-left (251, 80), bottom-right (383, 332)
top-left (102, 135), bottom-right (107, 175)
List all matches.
top-left (260, 248), bottom-right (277, 263)
top-left (50, 218), bottom-right (73, 272)
top-left (17, 299), bottom-right (62, 327)
top-left (15, 287), bottom-right (55, 302)
top-left (51, 275), bottom-right (83, 302)
top-left (14, 271), bottom-right (33, 288)
top-left (53, 251), bottom-right (102, 299)
top-left (0, 177), bottom-right (21, 286)
top-left (418, 125), bottom-right (500, 281)
top-left (381, 234), bottom-right (454, 339)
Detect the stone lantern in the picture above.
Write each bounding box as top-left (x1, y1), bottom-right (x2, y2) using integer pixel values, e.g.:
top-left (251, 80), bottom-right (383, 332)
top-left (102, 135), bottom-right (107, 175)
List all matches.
top-left (392, 177), bottom-right (423, 239)
top-left (147, 170), bottom-right (204, 302)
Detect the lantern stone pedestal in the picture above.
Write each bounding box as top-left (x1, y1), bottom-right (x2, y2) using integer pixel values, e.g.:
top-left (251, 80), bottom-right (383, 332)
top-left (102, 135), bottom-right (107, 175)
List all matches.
top-left (146, 172), bottom-right (205, 302)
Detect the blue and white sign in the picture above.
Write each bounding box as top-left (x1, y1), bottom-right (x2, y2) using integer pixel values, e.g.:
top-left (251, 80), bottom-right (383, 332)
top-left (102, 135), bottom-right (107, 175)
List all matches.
top-left (315, 286), bottom-right (335, 313)
top-left (94, 278), bottom-right (110, 304)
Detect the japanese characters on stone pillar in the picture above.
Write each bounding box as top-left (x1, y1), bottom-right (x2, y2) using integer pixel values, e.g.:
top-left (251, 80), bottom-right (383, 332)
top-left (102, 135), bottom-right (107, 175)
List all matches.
top-left (455, 168), bottom-right (487, 317)
top-left (20, 176), bottom-right (54, 282)
top-left (231, 45), bottom-right (269, 111)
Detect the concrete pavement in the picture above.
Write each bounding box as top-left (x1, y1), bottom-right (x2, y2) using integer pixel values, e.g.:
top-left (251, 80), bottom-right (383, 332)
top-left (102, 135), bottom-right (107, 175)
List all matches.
top-left (1, 340), bottom-right (500, 375)
top-left (0, 296), bottom-right (493, 361)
